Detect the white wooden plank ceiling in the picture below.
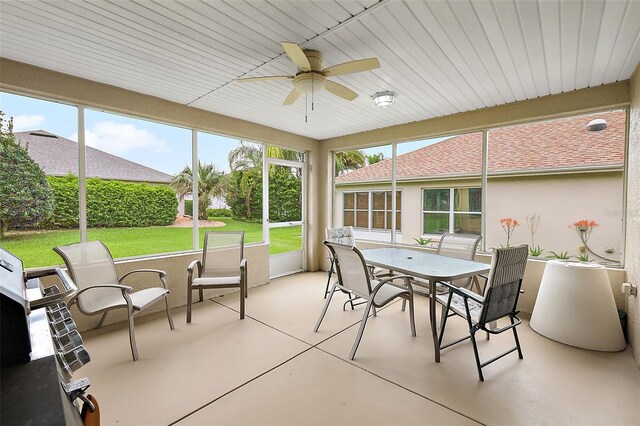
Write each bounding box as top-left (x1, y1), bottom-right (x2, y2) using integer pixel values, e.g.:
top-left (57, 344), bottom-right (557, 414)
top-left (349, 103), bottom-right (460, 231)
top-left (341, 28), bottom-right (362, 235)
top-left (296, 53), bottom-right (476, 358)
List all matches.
top-left (1, 0), bottom-right (639, 140)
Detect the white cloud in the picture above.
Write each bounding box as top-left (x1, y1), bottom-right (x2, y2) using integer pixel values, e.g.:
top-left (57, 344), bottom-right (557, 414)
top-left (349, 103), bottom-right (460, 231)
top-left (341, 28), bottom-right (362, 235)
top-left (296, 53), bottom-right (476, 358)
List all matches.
top-left (70, 121), bottom-right (169, 156)
top-left (11, 114), bottom-right (46, 132)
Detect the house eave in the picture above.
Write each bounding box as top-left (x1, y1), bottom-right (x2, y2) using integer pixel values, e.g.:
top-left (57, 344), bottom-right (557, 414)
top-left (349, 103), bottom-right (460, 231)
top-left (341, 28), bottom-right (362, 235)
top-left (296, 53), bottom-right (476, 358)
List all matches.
top-left (334, 164), bottom-right (623, 187)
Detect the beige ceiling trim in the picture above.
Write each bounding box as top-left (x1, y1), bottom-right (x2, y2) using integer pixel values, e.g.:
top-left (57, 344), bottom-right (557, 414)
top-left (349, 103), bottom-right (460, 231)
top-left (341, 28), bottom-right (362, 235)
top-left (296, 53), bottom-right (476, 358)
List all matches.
top-left (321, 80), bottom-right (631, 150)
top-left (0, 58), bottom-right (317, 150)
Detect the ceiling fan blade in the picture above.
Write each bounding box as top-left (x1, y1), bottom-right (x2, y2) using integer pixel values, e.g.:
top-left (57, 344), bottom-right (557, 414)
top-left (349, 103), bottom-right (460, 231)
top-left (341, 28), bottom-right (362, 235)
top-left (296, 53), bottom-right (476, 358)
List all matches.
top-left (325, 81), bottom-right (358, 101)
top-left (283, 88), bottom-right (301, 106)
top-left (236, 75), bottom-right (293, 83)
top-left (282, 42), bottom-right (311, 71)
top-left (322, 58), bottom-right (380, 77)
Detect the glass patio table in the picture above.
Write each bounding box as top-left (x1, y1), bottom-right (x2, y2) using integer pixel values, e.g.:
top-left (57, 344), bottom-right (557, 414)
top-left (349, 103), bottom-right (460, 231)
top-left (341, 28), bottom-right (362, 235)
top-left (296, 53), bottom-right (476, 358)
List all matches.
top-left (361, 247), bottom-right (490, 362)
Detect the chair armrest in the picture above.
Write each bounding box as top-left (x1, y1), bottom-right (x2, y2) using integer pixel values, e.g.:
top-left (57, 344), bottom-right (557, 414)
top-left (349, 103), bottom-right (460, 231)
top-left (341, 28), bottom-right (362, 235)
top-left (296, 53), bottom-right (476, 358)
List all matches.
top-left (438, 281), bottom-right (484, 304)
top-left (67, 284), bottom-right (132, 307)
top-left (372, 274), bottom-right (415, 297)
top-left (187, 260), bottom-right (202, 285)
top-left (240, 259), bottom-right (247, 271)
top-left (120, 269), bottom-right (168, 289)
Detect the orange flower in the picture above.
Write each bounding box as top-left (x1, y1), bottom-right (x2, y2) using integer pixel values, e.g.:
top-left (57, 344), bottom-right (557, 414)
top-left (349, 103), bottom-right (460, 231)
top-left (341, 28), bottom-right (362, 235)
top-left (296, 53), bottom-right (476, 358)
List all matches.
top-left (570, 219), bottom-right (598, 243)
top-left (499, 217), bottom-right (519, 247)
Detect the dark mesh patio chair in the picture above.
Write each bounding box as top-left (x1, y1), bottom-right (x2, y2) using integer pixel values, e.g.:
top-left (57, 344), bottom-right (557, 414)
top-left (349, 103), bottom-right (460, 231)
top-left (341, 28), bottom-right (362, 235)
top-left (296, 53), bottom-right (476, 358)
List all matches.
top-left (186, 231), bottom-right (247, 323)
top-left (315, 241), bottom-right (416, 360)
top-left (54, 241), bottom-right (174, 361)
top-left (436, 244), bottom-right (528, 381)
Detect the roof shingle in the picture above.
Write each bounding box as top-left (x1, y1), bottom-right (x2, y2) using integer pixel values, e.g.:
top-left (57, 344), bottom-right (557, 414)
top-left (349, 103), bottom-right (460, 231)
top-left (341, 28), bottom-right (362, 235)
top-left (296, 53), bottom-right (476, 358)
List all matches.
top-left (16, 130), bottom-right (174, 184)
top-left (336, 111), bottom-right (625, 183)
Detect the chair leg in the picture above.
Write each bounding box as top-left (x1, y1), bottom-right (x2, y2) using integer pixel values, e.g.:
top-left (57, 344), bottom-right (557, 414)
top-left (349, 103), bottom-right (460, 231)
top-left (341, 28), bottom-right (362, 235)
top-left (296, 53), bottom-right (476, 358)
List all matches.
top-left (96, 311), bottom-right (109, 329)
top-left (198, 288), bottom-right (204, 302)
top-left (407, 295), bottom-right (416, 337)
top-left (127, 307), bottom-right (139, 361)
top-left (186, 284), bottom-right (193, 324)
top-left (401, 299), bottom-right (406, 311)
top-left (164, 294), bottom-right (175, 330)
top-left (245, 264), bottom-right (249, 298)
top-left (239, 282), bottom-right (245, 320)
top-left (324, 259), bottom-right (334, 299)
top-left (512, 317), bottom-right (524, 359)
top-left (314, 284), bottom-right (338, 332)
top-left (469, 329), bottom-right (484, 381)
top-left (438, 293), bottom-right (454, 346)
top-left (349, 299), bottom-right (374, 360)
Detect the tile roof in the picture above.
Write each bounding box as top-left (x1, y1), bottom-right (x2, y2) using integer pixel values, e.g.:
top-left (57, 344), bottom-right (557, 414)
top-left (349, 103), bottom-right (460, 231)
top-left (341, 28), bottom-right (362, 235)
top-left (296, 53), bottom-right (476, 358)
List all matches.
top-left (15, 130), bottom-right (173, 184)
top-left (336, 111), bottom-right (625, 184)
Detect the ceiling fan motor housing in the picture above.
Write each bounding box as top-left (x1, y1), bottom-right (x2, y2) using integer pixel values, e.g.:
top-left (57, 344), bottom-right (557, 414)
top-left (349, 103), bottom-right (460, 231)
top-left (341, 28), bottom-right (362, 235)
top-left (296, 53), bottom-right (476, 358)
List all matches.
top-left (293, 72), bottom-right (327, 94)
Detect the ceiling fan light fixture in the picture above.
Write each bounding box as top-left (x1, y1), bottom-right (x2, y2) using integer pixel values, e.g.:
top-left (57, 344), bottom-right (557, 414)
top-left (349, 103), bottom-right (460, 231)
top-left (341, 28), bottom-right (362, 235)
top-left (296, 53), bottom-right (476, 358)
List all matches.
top-left (293, 73), bottom-right (326, 94)
top-left (373, 91), bottom-right (395, 108)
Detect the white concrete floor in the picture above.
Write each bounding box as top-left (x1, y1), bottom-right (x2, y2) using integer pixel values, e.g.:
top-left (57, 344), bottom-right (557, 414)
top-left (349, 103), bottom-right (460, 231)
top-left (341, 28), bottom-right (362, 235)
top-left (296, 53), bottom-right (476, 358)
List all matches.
top-left (79, 272), bottom-right (640, 425)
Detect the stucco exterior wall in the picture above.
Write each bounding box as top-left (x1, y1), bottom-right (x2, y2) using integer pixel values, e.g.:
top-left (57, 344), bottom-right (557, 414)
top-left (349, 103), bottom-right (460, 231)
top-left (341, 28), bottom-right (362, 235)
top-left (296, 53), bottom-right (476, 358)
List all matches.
top-left (626, 64), bottom-right (640, 366)
top-left (335, 171), bottom-right (623, 263)
top-left (486, 172), bottom-right (624, 259)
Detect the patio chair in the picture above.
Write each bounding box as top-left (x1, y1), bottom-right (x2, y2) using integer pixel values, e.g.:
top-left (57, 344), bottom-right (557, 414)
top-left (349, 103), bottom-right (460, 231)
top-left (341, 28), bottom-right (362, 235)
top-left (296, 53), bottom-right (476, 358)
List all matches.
top-left (186, 231), bottom-right (247, 323)
top-left (436, 244), bottom-right (528, 381)
top-left (403, 233), bottom-right (483, 312)
top-left (324, 226), bottom-right (355, 298)
top-left (54, 241), bottom-right (174, 361)
top-left (315, 241), bottom-right (416, 360)
top-left (436, 232), bottom-right (483, 293)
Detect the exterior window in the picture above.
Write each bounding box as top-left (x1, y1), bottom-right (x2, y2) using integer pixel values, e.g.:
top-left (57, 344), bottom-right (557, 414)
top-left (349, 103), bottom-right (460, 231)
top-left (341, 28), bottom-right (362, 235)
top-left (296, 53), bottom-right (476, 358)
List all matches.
top-left (423, 188), bottom-right (481, 235)
top-left (344, 191), bottom-right (400, 230)
top-left (343, 192), bottom-right (369, 228)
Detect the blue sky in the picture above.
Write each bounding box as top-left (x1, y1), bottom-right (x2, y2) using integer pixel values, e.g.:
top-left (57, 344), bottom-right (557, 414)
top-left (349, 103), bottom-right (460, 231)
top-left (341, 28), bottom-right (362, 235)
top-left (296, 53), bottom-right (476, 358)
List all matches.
top-left (1, 91), bottom-right (448, 174)
top-left (1, 91), bottom-right (249, 175)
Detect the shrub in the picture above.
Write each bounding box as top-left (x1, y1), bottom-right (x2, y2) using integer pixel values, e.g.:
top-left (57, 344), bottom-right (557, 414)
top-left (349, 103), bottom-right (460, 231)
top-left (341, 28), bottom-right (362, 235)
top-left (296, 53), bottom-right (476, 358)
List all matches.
top-left (184, 200), bottom-right (193, 217)
top-left (45, 176), bottom-right (177, 228)
top-left (0, 113), bottom-right (53, 236)
top-left (207, 208), bottom-right (232, 218)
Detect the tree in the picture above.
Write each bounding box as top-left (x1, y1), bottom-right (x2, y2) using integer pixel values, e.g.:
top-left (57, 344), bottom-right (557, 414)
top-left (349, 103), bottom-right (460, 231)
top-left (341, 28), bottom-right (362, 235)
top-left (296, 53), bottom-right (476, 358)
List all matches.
top-left (171, 162), bottom-right (225, 220)
top-left (335, 150), bottom-right (366, 176)
top-left (0, 112), bottom-right (53, 237)
top-left (367, 152), bottom-right (384, 165)
top-left (227, 142), bottom-right (263, 220)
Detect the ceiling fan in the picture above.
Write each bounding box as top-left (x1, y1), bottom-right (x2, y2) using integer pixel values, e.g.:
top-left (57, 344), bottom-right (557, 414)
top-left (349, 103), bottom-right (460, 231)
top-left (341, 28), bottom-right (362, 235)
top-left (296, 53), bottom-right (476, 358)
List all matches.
top-left (236, 42), bottom-right (380, 106)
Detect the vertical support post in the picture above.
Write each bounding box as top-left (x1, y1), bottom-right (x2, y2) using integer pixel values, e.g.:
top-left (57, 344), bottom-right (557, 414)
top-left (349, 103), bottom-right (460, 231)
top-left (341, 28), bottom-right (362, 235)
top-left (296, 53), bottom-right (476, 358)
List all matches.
top-left (391, 143), bottom-right (397, 243)
top-left (192, 130), bottom-right (199, 250)
top-left (301, 156), bottom-right (308, 271)
top-left (481, 129), bottom-right (489, 252)
top-left (77, 106), bottom-right (87, 243)
top-left (262, 143), bottom-right (269, 245)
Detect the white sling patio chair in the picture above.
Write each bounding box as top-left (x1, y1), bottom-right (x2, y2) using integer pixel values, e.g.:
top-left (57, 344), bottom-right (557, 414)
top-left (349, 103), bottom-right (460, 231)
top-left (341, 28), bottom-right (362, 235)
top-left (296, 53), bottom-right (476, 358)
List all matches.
top-left (437, 232), bottom-right (483, 293)
top-left (436, 244), bottom-right (528, 381)
top-left (315, 241), bottom-right (416, 360)
top-left (54, 241), bottom-right (174, 361)
top-left (186, 231), bottom-right (247, 323)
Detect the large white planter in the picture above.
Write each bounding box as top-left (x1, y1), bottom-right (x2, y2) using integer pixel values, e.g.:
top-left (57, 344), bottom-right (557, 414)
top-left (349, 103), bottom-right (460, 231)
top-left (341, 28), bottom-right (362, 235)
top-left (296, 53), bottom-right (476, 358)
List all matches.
top-left (530, 260), bottom-right (625, 352)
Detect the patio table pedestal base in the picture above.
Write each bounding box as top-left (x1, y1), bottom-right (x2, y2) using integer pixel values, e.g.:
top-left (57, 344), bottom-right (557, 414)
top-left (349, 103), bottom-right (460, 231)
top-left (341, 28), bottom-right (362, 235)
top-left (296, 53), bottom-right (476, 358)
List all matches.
top-left (530, 260), bottom-right (625, 352)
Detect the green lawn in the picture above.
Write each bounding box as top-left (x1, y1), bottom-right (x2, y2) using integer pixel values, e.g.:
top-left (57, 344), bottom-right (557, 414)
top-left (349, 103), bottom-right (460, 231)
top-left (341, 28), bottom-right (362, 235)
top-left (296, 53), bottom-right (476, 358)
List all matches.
top-left (0, 218), bottom-right (302, 268)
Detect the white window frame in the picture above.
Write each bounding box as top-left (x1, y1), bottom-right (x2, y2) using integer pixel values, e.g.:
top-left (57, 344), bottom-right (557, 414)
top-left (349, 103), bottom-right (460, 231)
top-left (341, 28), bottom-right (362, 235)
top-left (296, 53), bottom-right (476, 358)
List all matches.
top-left (422, 187), bottom-right (481, 235)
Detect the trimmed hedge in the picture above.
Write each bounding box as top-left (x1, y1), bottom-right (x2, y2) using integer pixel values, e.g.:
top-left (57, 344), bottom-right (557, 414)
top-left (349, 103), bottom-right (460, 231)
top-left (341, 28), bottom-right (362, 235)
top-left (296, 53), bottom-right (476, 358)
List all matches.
top-left (207, 208), bottom-right (232, 218)
top-left (46, 176), bottom-right (177, 228)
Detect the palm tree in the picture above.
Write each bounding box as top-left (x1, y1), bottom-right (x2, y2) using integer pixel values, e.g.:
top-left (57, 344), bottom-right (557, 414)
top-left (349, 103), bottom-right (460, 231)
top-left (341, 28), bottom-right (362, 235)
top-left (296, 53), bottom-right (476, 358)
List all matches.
top-left (228, 142), bottom-right (263, 219)
top-left (171, 162), bottom-right (225, 220)
top-left (367, 152), bottom-right (384, 165)
top-left (335, 150), bottom-right (366, 176)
